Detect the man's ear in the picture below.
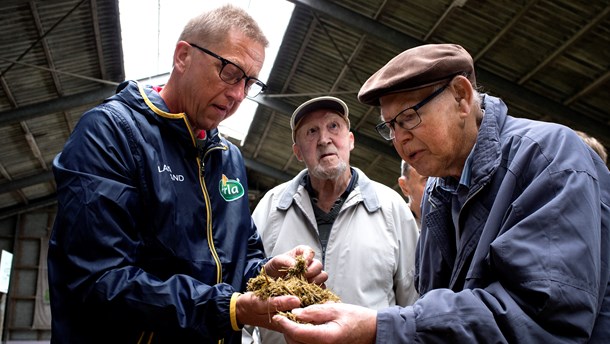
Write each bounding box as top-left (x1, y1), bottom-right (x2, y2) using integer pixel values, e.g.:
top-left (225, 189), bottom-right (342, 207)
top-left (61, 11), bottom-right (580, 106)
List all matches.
top-left (398, 176), bottom-right (409, 198)
top-left (173, 41), bottom-right (191, 73)
top-left (293, 143), bottom-right (304, 162)
top-left (451, 76), bottom-right (474, 118)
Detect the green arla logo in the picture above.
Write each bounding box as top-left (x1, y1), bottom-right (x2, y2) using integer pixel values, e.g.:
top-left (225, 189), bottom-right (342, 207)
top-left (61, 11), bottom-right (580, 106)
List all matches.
top-left (219, 174), bottom-right (245, 202)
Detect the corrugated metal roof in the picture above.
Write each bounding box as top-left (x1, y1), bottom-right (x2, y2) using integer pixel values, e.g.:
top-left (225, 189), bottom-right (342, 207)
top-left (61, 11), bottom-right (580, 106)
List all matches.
top-left (0, 0), bottom-right (608, 218)
top-left (0, 0), bottom-right (122, 217)
top-left (244, 0), bottom-right (610, 205)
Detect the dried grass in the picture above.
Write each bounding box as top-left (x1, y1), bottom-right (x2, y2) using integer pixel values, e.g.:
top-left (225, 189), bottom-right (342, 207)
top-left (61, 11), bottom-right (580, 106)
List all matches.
top-left (247, 255), bottom-right (340, 321)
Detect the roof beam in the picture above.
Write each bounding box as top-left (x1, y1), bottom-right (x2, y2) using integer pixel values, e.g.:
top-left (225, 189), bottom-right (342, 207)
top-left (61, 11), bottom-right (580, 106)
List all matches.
top-left (473, 0), bottom-right (540, 62)
top-left (518, 6), bottom-right (610, 85)
top-left (30, 1), bottom-right (63, 96)
top-left (251, 12), bottom-right (318, 160)
top-left (424, 0), bottom-right (468, 42)
top-left (286, 0), bottom-right (609, 144)
top-left (0, 171), bottom-right (54, 195)
top-left (0, 163), bottom-right (28, 203)
top-left (564, 70), bottom-right (610, 107)
top-left (0, 85), bottom-right (116, 126)
top-left (287, 0), bottom-right (420, 47)
top-left (90, 0), bottom-right (108, 80)
top-left (244, 158), bottom-right (293, 182)
top-left (0, 194), bottom-right (57, 220)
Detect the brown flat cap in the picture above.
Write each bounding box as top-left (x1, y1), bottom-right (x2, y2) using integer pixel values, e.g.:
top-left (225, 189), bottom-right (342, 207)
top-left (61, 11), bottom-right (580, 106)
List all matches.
top-left (358, 44), bottom-right (475, 106)
top-left (290, 96), bottom-right (350, 143)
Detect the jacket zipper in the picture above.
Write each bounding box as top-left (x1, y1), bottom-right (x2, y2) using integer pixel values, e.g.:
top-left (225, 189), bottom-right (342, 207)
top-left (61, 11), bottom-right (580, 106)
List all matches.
top-left (197, 145), bottom-right (226, 284)
top-left (457, 181), bottom-right (486, 239)
top-left (449, 181), bottom-right (487, 289)
top-left (198, 141), bottom-right (229, 344)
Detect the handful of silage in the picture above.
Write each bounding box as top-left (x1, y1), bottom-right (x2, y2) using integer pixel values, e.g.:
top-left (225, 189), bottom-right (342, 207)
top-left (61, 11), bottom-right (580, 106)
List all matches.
top-left (246, 255), bottom-right (340, 321)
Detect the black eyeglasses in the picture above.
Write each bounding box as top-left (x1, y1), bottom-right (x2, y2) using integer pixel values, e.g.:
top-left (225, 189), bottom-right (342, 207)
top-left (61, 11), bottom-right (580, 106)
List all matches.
top-left (187, 42), bottom-right (267, 98)
top-left (375, 83), bottom-right (449, 140)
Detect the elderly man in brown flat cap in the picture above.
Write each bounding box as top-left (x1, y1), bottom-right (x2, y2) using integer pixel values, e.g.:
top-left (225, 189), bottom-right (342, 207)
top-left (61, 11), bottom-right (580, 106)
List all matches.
top-left (273, 43), bottom-right (610, 343)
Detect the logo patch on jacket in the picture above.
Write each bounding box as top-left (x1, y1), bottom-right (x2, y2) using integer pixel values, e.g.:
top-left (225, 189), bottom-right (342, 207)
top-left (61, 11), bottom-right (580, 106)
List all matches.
top-left (219, 174), bottom-right (245, 202)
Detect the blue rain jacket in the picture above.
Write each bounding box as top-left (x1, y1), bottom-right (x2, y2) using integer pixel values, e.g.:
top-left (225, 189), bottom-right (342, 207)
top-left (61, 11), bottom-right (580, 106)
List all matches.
top-left (48, 80), bottom-right (266, 343)
top-left (376, 94), bottom-right (610, 343)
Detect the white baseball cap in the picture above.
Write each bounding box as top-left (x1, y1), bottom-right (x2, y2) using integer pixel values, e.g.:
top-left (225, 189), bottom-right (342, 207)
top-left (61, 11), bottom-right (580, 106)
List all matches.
top-left (290, 96), bottom-right (350, 142)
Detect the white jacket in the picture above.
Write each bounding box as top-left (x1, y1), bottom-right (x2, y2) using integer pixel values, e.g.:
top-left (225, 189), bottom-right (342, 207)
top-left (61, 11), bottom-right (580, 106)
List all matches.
top-left (251, 168), bottom-right (419, 344)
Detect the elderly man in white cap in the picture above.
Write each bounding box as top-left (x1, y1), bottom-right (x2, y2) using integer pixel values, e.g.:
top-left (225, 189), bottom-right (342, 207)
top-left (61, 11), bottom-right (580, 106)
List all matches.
top-left (250, 96), bottom-right (420, 344)
top-left (274, 44), bottom-right (610, 344)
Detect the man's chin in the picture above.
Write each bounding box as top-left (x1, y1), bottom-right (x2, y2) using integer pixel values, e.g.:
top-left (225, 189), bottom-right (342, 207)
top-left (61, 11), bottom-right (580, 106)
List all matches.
top-left (311, 164), bottom-right (347, 180)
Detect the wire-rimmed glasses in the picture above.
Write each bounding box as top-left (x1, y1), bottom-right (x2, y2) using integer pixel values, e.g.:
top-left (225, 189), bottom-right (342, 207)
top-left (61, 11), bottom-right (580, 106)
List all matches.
top-left (187, 42), bottom-right (267, 98)
top-left (374, 83), bottom-right (449, 140)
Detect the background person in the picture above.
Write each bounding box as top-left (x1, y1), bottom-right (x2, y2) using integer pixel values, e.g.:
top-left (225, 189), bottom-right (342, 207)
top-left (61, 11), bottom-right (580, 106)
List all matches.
top-left (398, 159), bottom-right (427, 227)
top-left (251, 96), bottom-right (419, 343)
top-left (48, 5), bottom-right (326, 344)
top-left (274, 43), bottom-right (610, 343)
top-left (575, 130), bottom-right (608, 164)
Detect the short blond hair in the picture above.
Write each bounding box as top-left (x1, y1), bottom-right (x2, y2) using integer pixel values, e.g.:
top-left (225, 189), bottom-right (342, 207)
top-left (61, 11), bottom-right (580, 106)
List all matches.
top-left (178, 4), bottom-right (269, 48)
top-left (576, 130), bottom-right (608, 163)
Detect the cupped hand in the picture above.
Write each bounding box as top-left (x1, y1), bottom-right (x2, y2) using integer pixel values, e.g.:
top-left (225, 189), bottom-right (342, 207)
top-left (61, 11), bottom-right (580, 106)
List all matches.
top-left (235, 292), bottom-right (302, 331)
top-left (272, 302), bottom-right (377, 344)
top-left (264, 245), bottom-right (327, 285)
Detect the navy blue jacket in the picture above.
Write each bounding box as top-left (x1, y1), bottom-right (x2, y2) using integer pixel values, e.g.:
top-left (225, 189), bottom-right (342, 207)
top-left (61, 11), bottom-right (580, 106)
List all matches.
top-left (48, 81), bottom-right (266, 343)
top-left (376, 95), bottom-right (610, 343)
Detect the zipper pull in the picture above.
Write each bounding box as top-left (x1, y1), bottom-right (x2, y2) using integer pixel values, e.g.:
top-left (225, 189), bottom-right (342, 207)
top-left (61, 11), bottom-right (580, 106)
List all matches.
top-left (196, 130), bottom-right (207, 176)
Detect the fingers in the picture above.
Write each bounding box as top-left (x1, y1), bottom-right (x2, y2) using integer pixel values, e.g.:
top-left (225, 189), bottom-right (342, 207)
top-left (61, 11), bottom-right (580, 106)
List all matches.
top-left (290, 304), bottom-right (335, 324)
top-left (239, 293), bottom-right (299, 315)
top-left (273, 311), bottom-right (333, 344)
top-left (268, 295), bottom-right (302, 312)
top-left (274, 305), bottom-right (377, 344)
top-left (288, 245), bottom-right (325, 284)
top-left (292, 245), bottom-right (315, 261)
top-left (273, 313), bottom-right (304, 340)
top-left (265, 245), bottom-right (318, 278)
top-left (307, 268), bottom-right (328, 285)
top-left (264, 256), bottom-right (288, 277)
top-left (237, 293), bottom-right (304, 329)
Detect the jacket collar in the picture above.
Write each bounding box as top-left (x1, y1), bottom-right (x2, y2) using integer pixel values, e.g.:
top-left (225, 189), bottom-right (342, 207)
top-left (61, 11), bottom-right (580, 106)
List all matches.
top-left (467, 94), bottom-right (505, 193)
top-left (277, 167), bottom-right (380, 212)
top-left (109, 80), bottom-right (203, 148)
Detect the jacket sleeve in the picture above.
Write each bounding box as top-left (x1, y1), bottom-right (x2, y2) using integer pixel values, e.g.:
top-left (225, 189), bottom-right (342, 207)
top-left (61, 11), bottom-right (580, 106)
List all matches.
top-left (49, 105), bottom-right (242, 339)
top-left (376, 133), bottom-right (610, 343)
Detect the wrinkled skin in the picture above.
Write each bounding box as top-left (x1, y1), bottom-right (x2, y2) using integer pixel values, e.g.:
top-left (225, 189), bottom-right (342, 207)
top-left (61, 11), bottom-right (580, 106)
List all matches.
top-left (273, 303), bottom-right (377, 344)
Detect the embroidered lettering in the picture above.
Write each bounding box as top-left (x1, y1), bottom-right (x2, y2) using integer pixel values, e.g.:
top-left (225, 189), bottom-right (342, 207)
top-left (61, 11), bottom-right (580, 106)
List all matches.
top-left (158, 164), bottom-right (183, 182)
top-left (157, 164), bottom-right (172, 173)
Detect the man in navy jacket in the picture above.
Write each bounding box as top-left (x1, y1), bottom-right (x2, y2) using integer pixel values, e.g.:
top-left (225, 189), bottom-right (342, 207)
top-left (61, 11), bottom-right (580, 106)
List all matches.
top-left (275, 44), bottom-right (610, 343)
top-left (48, 5), bottom-right (326, 344)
